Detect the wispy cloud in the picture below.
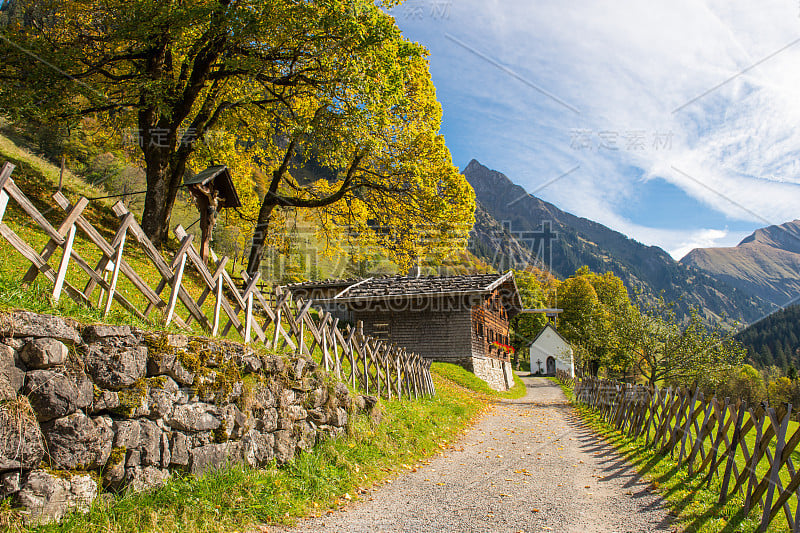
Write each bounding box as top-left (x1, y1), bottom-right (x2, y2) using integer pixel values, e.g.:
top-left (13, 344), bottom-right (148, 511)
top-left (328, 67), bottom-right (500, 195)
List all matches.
top-left (393, 0), bottom-right (800, 259)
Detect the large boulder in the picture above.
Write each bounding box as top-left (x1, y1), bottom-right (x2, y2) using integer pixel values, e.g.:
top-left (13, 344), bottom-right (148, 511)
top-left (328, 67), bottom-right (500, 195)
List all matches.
top-left (91, 389), bottom-right (120, 414)
top-left (16, 470), bottom-right (96, 525)
top-left (124, 466), bottom-right (170, 493)
top-left (296, 421), bottom-right (316, 451)
top-left (240, 430), bottom-right (274, 467)
top-left (334, 382), bottom-right (351, 409)
top-left (0, 344), bottom-right (25, 394)
top-left (136, 419), bottom-right (163, 467)
top-left (112, 419), bottom-right (141, 449)
top-left (257, 408), bottom-right (278, 433)
top-left (0, 378), bottom-right (14, 402)
top-left (82, 324), bottom-right (131, 342)
top-left (169, 432), bottom-right (191, 467)
top-left (273, 430), bottom-right (296, 465)
top-left (167, 403), bottom-right (221, 432)
top-left (1, 470), bottom-right (21, 497)
top-left (190, 443), bottom-right (240, 475)
top-left (75, 372), bottom-right (94, 410)
top-left (308, 407), bottom-right (328, 425)
top-left (329, 407), bottom-right (348, 428)
top-left (19, 338), bottom-right (68, 369)
top-left (24, 370), bottom-right (79, 421)
top-left (287, 405), bottom-right (307, 422)
top-left (41, 413), bottom-right (113, 470)
top-left (0, 402), bottom-right (45, 471)
top-left (102, 446), bottom-right (127, 489)
top-left (308, 387), bottom-right (329, 409)
top-left (145, 334), bottom-right (197, 385)
top-left (83, 336), bottom-right (147, 390)
top-left (245, 383), bottom-right (275, 417)
top-left (145, 376), bottom-right (182, 419)
top-left (4, 311), bottom-right (82, 345)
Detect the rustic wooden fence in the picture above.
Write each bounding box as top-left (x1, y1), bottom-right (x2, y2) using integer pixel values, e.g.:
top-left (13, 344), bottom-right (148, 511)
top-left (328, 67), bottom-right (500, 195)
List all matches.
top-left (0, 161), bottom-right (434, 400)
top-left (558, 369), bottom-right (800, 532)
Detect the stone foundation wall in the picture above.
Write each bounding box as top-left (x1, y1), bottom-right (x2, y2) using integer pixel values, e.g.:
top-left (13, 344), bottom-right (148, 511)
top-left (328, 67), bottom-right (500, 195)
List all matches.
top-left (0, 311), bottom-right (378, 525)
top-left (465, 356), bottom-right (513, 391)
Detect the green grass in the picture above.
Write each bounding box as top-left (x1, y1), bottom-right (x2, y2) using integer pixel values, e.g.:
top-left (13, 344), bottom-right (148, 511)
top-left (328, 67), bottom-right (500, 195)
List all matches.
top-left (2, 371), bottom-right (485, 533)
top-left (561, 379), bottom-right (791, 532)
top-left (431, 362), bottom-right (527, 399)
top-left (0, 132), bottom-right (258, 342)
top-left (0, 132), bottom-right (506, 533)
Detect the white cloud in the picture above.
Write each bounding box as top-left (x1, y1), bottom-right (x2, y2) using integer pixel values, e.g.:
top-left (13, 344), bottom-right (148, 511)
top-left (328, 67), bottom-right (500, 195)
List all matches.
top-left (394, 0), bottom-right (800, 254)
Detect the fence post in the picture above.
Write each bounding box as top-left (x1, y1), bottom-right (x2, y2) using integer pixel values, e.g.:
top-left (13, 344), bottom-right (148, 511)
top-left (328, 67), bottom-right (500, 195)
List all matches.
top-left (243, 291), bottom-right (253, 344)
top-left (679, 387), bottom-right (701, 467)
top-left (51, 224), bottom-right (76, 303)
top-left (164, 234), bottom-right (193, 326)
top-left (0, 163), bottom-right (15, 224)
top-left (212, 274), bottom-right (223, 336)
top-left (104, 215), bottom-right (133, 317)
top-left (719, 400), bottom-right (746, 504)
top-left (759, 404), bottom-right (792, 531)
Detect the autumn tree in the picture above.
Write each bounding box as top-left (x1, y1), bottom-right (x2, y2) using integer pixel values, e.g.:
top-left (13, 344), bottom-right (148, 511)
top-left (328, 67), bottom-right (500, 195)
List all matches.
top-left (508, 268), bottom-right (558, 367)
top-left (0, 0), bottom-right (474, 267)
top-left (558, 266), bottom-right (633, 376)
top-left (716, 364), bottom-right (766, 405)
top-left (620, 297), bottom-right (745, 388)
top-left (242, 42), bottom-right (475, 274)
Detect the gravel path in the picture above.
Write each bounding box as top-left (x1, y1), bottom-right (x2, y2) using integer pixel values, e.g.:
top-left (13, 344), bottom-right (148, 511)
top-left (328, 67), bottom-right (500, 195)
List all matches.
top-left (281, 375), bottom-right (676, 533)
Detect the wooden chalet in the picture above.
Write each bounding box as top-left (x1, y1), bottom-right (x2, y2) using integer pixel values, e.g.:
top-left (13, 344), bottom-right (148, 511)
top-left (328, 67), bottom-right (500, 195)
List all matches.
top-left (284, 272), bottom-right (523, 390)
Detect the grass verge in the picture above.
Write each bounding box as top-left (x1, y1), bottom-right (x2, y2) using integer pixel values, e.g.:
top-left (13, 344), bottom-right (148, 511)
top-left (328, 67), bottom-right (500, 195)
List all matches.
top-left (4, 372), bottom-right (484, 533)
top-left (431, 362), bottom-right (527, 400)
top-left (561, 379), bottom-right (787, 532)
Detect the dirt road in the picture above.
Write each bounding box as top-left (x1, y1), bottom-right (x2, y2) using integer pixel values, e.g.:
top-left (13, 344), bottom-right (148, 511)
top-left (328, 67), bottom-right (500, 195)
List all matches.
top-left (285, 375), bottom-right (675, 533)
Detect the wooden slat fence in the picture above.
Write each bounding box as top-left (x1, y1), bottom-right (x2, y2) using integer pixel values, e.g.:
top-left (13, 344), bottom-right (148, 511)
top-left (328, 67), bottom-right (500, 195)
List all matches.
top-left (0, 161), bottom-right (434, 400)
top-left (556, 369), bottom-right (800, 532)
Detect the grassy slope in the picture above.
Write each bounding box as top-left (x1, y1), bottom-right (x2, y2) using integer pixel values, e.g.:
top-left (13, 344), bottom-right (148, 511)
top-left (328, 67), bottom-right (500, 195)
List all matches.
top-left (431, 362), bottom-right (527, 400)
top-left (553, 379), bottom-right (788, 532)
top-left (0, 135), bottom-right (216, 332)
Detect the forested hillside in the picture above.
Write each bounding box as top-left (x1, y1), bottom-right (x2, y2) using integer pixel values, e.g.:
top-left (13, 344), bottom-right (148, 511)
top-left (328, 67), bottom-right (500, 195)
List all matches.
top-left (736, 305), bottom-right (800, 370)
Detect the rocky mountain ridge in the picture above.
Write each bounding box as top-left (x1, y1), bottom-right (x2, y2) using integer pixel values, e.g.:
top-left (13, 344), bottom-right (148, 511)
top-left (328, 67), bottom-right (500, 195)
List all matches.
top-left (681, 220), bottom-right (800, 307)
top-left (464, 159), bottom-right (774, 325)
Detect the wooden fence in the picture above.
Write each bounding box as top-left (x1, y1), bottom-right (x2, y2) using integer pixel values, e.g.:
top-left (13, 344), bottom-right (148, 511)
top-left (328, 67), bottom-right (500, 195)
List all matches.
top-left (0, 161), bottom-right (434, 400)
top-left (559, 369), bottom-right (800, 532)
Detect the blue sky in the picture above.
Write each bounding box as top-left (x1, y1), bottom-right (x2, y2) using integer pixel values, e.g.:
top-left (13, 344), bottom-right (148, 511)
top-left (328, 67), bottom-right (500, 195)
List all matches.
top-left (390, 0), bottom-right (800, 259)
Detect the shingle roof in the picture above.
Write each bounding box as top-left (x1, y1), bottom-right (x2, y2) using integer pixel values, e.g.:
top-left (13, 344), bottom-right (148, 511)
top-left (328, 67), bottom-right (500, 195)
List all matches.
top-left (341, 273), bottom-right (510, 299)
top-left (284, 278), bottom-right (361, 290)
top-left (285, 272), bottom-right (522, 313)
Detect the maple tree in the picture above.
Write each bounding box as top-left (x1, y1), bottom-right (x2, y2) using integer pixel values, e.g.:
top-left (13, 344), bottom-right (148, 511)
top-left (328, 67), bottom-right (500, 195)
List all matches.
top-left (0, 0), bottom-right (474, 272)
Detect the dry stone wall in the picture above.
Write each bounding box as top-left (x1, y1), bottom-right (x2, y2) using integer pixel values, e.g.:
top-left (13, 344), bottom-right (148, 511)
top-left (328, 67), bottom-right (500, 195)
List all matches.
top-left (0, 311), bottom-right (378, 525)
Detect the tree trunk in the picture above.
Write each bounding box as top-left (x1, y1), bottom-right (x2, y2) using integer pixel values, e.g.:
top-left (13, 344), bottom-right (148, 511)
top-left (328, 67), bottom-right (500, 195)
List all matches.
top-left (141, 174), bottom-right (170, 247)
top-left (139, 140), bottom-right (185, 249)
top-left (246, 199), bottom-right (277, 275)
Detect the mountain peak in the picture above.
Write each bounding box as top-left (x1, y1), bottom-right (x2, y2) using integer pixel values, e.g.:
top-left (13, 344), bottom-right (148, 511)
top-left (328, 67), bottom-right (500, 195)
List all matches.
top-left (465, 160), bottom-right (772, 325)
top-left (738, 220), bottom-right (800, 254)
top-left (462, 160), bottom-right (516, 195)
top-left (464, 158), bottom-right (484, 171)
top-left (682, 219), bottom-right (800, 306)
